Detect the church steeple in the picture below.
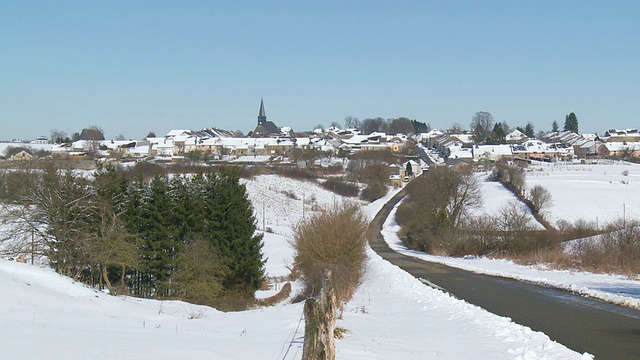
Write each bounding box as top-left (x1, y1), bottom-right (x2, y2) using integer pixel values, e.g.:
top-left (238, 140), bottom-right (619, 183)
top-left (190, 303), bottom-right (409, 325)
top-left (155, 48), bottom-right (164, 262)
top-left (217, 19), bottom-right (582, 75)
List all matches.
top-left (258, 97), bottom-right (267, 126)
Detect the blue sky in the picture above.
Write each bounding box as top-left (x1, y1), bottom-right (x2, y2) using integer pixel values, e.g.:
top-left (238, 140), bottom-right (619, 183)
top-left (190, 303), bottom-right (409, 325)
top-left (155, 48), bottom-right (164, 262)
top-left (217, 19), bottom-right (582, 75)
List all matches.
top-left (1, 1), bottom-right (639, 140)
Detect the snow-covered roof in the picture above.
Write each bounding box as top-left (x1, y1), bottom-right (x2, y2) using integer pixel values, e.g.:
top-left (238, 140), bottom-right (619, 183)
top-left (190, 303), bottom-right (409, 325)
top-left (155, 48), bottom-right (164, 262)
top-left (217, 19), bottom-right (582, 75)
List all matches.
top-left (475, 144), bottom-right (513, 156)
top-left (506, 129), bottom-right (527, 141)
top-left (603, 142), bottom-right (640, 151)
top-left (165, 129), bottom-right (192, 137)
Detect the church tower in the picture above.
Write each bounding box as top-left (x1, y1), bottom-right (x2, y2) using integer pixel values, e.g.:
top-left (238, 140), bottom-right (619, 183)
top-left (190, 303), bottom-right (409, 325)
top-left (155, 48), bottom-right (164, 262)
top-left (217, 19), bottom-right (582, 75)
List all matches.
top-left (258, 97), bottom-right (267, 126)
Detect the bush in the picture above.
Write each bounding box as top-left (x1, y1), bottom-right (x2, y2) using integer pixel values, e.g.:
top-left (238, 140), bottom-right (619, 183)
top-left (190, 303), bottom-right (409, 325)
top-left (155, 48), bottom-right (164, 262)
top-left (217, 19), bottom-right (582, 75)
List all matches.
top-left (360, 182), bottom-right (387, 202)
top-left (571, 218), bottom-right (640, 277)
top-left (127, 161), bottom-right (167, 180)
top-left (291, 203), bottom-right (368, 305)
top-left (321, 178), bottom-right (359, 197)
top-left (270, 166), bottom-right (319, 181)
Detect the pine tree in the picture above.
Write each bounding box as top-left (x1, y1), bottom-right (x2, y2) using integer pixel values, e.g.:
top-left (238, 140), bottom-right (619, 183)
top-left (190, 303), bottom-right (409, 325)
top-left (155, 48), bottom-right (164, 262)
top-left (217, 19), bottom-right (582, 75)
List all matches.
top-left (205, 169), bottom-right (265, 296)
top-left (492, 122), bottom-right (506, 144)
top-left (552, 120), bottom-right (559, 133)
top-left (524, 122), bottom-right (535, 138)
top-left (140, 175), bottom-right (177, 297)
top-left (564, 113), bottom-right (579, 133)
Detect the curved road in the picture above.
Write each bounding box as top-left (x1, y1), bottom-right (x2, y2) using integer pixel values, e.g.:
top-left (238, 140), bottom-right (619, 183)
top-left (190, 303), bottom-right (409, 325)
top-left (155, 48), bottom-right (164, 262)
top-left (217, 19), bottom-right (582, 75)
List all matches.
top-left (369, 189), bottom-right (640, 359)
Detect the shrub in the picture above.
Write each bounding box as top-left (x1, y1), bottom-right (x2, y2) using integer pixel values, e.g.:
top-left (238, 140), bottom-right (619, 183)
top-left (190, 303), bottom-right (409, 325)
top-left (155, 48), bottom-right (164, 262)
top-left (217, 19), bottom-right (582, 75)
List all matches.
top-left (270, 166), bottom-right (319, 181)
top-left (291, 203), bottom-right (368, 305)
top-left (127, 161), bottom-right (166, 180)
top-left (570, 218), bottom-right (640, 277)
top-left (171, 237), bottom-right (227, 301)
top-left (360, 182), bottom-right (387, 202)
top-left (321, 178), bottom-right (359, 197)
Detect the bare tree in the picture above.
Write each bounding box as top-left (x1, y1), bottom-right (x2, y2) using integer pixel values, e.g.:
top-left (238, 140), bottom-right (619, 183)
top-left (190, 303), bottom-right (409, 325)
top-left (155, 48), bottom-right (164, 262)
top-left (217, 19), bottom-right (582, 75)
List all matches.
top-left (50, 129), bottom-right (68, 144)
top-left (360, 117), bottom-right (390, 134)
top-left (89, 206), bottom-right (139, 294)
top-left (344, 115), bottom-right (361, 130)
top-left (471, 111), bottom-right (494, 144)
top-left (0, 161), bottom-right (97, 277)
top-left (410, 166), bottom-right (483, 230)
top-left (449, 123), bottom-right (465, 133)
top-left (529, 185), bottom-right (553, 214)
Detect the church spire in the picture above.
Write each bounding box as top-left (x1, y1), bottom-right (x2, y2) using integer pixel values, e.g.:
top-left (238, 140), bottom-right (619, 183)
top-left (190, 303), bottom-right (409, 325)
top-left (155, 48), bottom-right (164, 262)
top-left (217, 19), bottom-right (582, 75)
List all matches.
top-left (258, 97), bottom-right (267, 125)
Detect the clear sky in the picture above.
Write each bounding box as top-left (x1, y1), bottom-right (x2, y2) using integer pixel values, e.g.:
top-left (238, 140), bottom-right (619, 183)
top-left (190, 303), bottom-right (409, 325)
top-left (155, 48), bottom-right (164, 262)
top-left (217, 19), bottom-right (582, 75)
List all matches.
top-left (1, 1), bottom-right (639, 140)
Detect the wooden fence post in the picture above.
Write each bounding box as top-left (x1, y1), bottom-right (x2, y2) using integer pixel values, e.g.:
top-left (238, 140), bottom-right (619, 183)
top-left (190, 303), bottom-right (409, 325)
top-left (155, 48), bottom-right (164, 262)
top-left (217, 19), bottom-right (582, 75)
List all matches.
top-left (302, 270), bottom-right (337, 360)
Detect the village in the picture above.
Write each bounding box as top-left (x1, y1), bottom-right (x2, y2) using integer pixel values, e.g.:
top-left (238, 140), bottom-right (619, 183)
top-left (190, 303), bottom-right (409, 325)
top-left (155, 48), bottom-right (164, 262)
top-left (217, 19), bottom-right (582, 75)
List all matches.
top-left (3, 111), bottom-right (640, 171)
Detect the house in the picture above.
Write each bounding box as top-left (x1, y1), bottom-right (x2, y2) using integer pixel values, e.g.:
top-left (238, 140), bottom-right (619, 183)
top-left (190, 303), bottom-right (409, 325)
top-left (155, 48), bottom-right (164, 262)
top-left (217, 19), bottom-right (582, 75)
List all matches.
top-left (31, 136), bottom-right (49, 145)
top-left (598, 142), bottom-right (640, 158)
top-left (416, 129), bottom-right (444, 148)
top-left (541, 131), bottom-right (581, 146)
top-left (10, 149), bottom-right (35, 161)
top-left (433, 133), bottom-right (473, 154)
top-left (572, 138), bottom-right (600, 158)
top-left (604, 129), bottom-right (640, 143)
top-left (388, 163), bottom-right (405, 187)
top-left (505, 130), bottom-right (527, 144)
top-left (473, 144), bottom-right (513, 162)
top-left (511, 139), bottom-right (572, 162)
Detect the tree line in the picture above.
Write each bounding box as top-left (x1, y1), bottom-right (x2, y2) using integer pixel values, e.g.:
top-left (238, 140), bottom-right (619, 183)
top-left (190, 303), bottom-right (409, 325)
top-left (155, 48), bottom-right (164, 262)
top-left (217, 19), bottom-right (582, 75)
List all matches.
top-left (470, 111), bottom-right (580, 145)
top-left (317, 116), bottom-right (430, 135)
top-left (0, 161), bottom-right (264, 302)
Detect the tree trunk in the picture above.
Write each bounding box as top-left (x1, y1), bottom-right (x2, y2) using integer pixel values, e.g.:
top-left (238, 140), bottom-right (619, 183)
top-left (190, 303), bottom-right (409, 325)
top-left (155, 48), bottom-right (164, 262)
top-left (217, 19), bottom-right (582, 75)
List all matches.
top-left (102, 266), bottom-right (115, 295)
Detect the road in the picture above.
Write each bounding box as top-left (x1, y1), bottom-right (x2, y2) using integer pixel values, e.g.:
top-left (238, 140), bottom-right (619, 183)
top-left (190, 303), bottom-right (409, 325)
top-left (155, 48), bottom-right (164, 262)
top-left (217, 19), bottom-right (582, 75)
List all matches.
top-left (368, 189), bottom-right (640, 359)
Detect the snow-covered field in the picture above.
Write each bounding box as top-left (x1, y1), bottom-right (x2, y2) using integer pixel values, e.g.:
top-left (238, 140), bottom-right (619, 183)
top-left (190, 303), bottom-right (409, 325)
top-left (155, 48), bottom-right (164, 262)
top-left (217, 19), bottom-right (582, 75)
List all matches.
top-left (471, 173), bottom-right (544, 229)
top-left (526, 161), bottom-right (640, 226)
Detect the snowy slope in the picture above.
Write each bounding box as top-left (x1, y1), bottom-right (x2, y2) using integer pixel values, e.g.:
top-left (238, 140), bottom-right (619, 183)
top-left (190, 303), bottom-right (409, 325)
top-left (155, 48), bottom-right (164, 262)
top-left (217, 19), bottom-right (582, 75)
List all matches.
top-left (0, 259), bottom-right (304, 360)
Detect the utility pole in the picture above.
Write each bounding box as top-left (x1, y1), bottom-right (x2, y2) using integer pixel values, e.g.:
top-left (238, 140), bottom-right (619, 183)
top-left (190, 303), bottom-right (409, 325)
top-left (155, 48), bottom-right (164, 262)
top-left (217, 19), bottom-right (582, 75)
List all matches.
top-left (31, 229), bottom-right (35, 265)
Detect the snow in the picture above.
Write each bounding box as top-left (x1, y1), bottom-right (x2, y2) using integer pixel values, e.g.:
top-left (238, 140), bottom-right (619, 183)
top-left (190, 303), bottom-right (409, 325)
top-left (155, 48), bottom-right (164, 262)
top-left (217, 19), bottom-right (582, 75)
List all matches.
top-left (1, 171), bottom-right (622, 359)
top-left (470, 173), bottom-right (544, 229)
top-left (525, 161), bottom-right (640, 226)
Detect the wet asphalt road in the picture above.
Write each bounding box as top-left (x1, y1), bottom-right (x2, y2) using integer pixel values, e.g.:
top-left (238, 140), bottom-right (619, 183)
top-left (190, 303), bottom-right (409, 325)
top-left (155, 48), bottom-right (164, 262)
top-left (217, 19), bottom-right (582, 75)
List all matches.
top-left (368, 189), bottom-right (640, 359)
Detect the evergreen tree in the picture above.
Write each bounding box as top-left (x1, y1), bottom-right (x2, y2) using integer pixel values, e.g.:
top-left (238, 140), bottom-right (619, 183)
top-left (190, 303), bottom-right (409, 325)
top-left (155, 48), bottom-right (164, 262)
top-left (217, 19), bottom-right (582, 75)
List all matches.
top-left (492, 122), bottom-right (506, 144)
top-left (564, 112), bottom-right (579, 133)
top-left (140, 175), bottom-right (177, 297)
top-left (411, 120), bottom-right (431, 133)
top-left (205, 169), bottom-right (265, 296)
top-left (552, 120), bottom-right (559, 133)
top-left (524, 122), bottom-right (535, 138)
top-left (87, 167), bottom-right (265, 299)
